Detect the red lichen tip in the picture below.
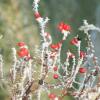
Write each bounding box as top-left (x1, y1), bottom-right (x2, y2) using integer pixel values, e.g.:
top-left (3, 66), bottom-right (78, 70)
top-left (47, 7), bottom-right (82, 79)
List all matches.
top-left (79, 67), bottom-right (87, 73)
top-left (17, 42), bottom-right (25, 47)
top-left (80, 51), bottom-right (86, 58)
top-left (48, 93), bottom-right (56, 99)
top-left (50, 42), bottom-right (61, 50)
top-left (53, 66), bottom-right (58, 71)
top-left (70, 37), bottom-right (79, 45)
top-left (34, 12), bottom-right (41, 19)
top-left (58, 22), bottom-right (71, 32)
top-left (17, 48), bottom-right (29, 58)
top-left (53, 74), bottom-right (59, 79)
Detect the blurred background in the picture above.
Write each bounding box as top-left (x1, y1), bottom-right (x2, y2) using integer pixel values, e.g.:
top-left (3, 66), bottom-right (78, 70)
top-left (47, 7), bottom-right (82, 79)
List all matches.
top-left (0, 0), bottom-right (100, 99)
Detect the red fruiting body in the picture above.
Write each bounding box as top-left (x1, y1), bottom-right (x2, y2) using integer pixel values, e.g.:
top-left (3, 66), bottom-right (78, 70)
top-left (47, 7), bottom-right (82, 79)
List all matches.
top-left (34, 12), bottom-right (41, 19)
top-left (48, 93), bottom-right (56, 99)
top-left (79, 67), bottom-right (87, 73)
top-left (17, 48), bottom-right (29, 58)
top-left (53, 74), bottom-right (59, 79)
top-left (70, 38), bottom-right (79, 45)
top-left (50, 43), bottom-right (61, 49)
top-left (58, 22), bottom-right (71, 32)
top-left (50, 44), bottom-right (57, 49)
top-left (17, 42), bottom-right (25, 47)
top-left (53, 66), bottom-right (58, 71)
top-left (80, 51), bottom-right (86, 58)
top-left (58, 22), bottom-right (64, 31)
top-left (63, 24), bottom-right (71, 31)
